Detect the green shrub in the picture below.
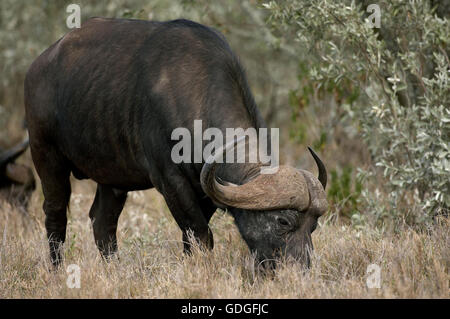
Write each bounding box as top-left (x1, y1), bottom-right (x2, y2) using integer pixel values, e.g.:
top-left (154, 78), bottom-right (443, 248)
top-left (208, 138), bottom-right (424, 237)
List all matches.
top-left (328, 166), bottom-right (363, 219)
top-left (263, 0), bottom-right (449, 227)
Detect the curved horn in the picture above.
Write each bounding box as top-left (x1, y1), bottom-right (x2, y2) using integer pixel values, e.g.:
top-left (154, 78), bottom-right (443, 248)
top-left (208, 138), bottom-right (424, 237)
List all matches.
top-left (299, 169), bottom-right (328, 216)
top-left (200, 136), bottom-right (310, 211)
top-left (0, 138), bottom-right (30, 170)
top-left (307, 147), bottom-right (327, 189)
top-left (6, 163), bottom-right (35, 186)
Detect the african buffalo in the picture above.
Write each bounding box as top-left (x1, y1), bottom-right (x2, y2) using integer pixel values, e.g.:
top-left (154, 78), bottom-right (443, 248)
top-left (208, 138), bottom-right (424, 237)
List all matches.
top-left (0, 138), bottom-right (35, 210)
top-left (25, 18), bottom-right (328, 268)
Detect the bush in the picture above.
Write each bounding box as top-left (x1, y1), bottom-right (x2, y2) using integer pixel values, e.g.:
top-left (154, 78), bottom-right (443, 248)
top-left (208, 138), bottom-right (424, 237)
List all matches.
top-left (263, 0), bottom-right (449, 227)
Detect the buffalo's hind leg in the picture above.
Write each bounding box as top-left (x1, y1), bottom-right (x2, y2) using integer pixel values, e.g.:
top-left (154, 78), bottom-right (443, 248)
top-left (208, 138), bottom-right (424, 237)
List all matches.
top-left (30, 148), bottom-right (71, 268)
top-left (89, 184), bottom-right (127, 260)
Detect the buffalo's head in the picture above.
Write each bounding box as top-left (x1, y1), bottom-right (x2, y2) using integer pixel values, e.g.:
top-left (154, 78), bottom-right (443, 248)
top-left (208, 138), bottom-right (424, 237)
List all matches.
top-left (201, 137), bottom-right (327, 269)
top-left (0, 138), bottom-right (35, 208)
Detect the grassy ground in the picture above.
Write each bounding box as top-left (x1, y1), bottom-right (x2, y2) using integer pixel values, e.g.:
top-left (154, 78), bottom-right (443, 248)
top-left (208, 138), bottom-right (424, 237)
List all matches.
top-left (0, 176), bottom-right (448, 298)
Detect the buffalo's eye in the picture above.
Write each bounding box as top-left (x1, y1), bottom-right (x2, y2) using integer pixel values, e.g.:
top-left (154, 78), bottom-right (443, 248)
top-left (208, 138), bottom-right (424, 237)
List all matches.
top-left (276, 216), bottom-right (291, 227)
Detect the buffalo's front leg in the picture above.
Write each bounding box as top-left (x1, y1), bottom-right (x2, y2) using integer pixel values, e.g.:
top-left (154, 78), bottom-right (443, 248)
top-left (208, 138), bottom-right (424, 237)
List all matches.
top-left (89, 184), bottom-right (127, 259)
top-left (159, 173), bottom-right (214, 254)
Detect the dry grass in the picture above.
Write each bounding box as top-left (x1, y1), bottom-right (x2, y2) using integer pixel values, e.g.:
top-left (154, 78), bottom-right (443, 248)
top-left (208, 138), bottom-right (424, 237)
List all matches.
top-left (0, 176), bottom-right (448, 299)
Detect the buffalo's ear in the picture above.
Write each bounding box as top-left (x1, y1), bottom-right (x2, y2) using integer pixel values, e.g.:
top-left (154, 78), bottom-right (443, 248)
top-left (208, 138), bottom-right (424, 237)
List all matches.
top-left (6, 163), bottom-right (35, 186)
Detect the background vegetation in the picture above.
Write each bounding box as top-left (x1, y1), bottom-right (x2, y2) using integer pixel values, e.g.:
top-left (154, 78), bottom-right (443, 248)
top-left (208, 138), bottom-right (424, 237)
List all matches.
top-left (0, 0), bottom-right (448, 298)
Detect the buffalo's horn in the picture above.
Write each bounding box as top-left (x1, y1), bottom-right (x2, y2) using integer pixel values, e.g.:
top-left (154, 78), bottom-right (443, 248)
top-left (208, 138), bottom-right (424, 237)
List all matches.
top-left (6, 163), bottom-right (35, 186)
top-left (307, 146), bottom-right (327, 189)
top-left (200, 136), bottom-right (311, 212)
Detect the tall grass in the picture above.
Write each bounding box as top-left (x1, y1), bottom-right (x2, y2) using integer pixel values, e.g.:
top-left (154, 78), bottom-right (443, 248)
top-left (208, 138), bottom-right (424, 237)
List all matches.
top-left (0, 177), bottom-right (447, 298)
